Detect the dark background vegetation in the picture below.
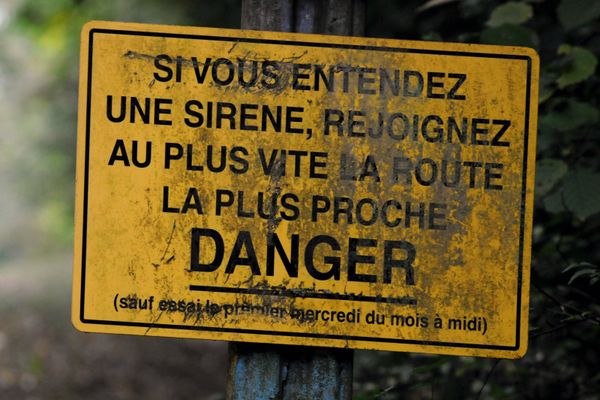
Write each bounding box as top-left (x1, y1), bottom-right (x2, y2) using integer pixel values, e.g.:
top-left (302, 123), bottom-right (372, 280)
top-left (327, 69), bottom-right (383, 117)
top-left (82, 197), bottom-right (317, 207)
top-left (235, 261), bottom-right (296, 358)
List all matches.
top-left (0, 0), bottom-right (598, 398)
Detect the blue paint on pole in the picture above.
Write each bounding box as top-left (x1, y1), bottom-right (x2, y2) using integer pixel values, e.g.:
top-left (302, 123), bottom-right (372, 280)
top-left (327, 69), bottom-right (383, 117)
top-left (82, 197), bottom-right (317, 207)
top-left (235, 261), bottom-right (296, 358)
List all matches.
top-left (228, 343), bottom-right (353, 400)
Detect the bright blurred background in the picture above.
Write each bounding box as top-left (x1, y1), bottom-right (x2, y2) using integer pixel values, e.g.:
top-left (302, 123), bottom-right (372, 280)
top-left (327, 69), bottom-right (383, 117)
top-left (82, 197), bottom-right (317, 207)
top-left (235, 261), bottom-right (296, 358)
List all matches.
top-left (0, 1), bottom-right (599, 399)
top-left (0, 1), bottom-right (239, 399)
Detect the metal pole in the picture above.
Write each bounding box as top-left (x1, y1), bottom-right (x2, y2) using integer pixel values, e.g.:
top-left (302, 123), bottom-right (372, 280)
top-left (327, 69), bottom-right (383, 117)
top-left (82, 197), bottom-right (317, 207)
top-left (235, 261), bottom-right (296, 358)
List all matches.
top-left (227, 1), bottom-right (365, 399)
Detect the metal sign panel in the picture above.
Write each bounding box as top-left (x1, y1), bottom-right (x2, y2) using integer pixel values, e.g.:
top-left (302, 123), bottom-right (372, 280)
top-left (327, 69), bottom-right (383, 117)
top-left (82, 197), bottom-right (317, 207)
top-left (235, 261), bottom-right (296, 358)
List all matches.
top-left (73, 21), bottom-right (539, 358)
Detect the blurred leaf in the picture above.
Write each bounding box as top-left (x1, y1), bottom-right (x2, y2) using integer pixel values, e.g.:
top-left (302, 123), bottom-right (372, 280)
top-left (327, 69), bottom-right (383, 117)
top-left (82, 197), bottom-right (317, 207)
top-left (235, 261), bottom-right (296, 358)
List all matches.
top-left (535, 132), bottom-right (554, 154)
top-left (421, 31), bottom-right (443, 41)
top-left (563, 261), bottom-right (597, 273)
top-left (543, 189), bottom-right (565, 213)
top-left (538, 86), bottom-right (555, 104)
top-left (539, 100), bottom-right (599, 132)
top-left (562, 170), bottom-right (600, 220)
top-left (539, 71), bottom-right (558, 104)
top-left (535, 159), bottom-right (568, 196)
top-left (556, 45), bottom-right (598, 88)
top-left (480, 24), bottom-right (539, 48)
top-left (28, 354), bottom-right (45, 377)
top-left (557, 0), bottom-right (600, 31)
top-left (38, 11), bottom-right (70, 54)
top-left (563, 262), bottom-right (600, 285)
top-left (487, 2), bottom-right (533, 27)
top-left (417, 0), bottom-right (459, 13)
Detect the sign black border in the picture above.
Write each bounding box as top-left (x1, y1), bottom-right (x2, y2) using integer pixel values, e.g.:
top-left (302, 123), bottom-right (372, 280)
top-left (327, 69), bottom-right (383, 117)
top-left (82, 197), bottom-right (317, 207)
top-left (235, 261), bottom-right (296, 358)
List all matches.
top-left (79, 27), bottom-right (532, 352)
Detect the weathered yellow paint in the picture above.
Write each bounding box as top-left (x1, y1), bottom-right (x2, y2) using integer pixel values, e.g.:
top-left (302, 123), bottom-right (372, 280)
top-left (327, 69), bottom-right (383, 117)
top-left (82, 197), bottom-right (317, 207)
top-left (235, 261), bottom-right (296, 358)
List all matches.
top-left (72, 21), bottom-right (538, 358)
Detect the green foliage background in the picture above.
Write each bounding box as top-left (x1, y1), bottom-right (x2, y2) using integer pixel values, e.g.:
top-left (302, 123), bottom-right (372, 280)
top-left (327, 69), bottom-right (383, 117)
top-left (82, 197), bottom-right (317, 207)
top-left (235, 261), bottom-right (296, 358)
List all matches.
top-left (0, 0), bottom-right (239, 260)
top-left (0, 0), bottom-right (598, 398)
top-left (360, 1), bottom-right (600, 399)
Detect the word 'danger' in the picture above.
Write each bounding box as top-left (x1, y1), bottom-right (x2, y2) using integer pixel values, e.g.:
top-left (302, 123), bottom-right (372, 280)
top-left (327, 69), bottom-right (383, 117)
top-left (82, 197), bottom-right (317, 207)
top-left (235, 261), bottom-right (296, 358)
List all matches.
top-left (73, 21), bottom-right (539, 359)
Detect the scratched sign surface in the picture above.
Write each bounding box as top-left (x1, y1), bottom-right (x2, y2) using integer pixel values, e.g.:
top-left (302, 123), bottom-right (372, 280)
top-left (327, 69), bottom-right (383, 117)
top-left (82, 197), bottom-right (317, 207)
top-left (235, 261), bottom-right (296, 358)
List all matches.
top-left (72, 21), bottom-right (539, 358)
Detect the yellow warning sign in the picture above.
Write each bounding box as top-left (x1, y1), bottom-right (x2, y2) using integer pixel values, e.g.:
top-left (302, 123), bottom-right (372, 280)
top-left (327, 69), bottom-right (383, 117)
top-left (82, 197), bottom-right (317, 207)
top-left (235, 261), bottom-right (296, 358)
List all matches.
top-left (72, 21), bottom-right (539, 358)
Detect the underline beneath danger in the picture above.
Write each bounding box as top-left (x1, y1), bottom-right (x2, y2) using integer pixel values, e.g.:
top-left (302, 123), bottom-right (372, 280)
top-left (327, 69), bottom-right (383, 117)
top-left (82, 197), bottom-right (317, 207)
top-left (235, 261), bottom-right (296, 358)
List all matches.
top-left (188, 285), bottom-right (417, 305)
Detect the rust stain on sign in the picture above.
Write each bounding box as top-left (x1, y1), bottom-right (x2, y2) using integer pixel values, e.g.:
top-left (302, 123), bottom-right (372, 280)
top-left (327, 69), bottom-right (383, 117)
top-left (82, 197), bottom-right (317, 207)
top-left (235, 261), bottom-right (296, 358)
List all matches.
top-left (72, 21), bottom-right (539, 359)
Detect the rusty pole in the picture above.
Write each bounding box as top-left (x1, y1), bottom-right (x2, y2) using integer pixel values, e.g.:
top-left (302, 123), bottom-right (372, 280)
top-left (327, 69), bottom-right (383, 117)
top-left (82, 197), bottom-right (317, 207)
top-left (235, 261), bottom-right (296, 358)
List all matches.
top-left (226, 1), bottom-right (365, 399)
